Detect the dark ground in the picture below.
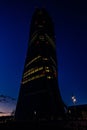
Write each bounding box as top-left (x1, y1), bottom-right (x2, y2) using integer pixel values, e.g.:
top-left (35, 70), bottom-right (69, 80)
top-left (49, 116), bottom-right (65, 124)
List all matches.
top-left (0, 119), bottom-right (87, 129)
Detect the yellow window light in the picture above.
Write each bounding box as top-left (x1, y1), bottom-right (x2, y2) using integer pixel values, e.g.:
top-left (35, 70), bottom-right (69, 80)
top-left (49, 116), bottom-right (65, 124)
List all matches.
top-left (47, 76), bottom-right (52, 79)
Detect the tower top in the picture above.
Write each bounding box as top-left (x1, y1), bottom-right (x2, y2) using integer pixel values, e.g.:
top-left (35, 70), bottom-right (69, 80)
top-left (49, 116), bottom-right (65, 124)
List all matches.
top-left (29, 7), bottom-right (55, 41)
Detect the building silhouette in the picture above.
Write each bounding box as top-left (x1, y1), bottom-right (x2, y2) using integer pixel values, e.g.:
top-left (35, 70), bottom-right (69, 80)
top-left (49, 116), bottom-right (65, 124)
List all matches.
top-left (15, 8), bottom-right (65, 121)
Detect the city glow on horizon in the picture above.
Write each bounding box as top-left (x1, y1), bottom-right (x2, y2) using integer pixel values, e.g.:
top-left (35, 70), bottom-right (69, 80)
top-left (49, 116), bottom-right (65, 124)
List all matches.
top-left (0, 112), bottom-right (11, 117)
top-left (0, 104), bottom-right (16, 117)
top-left (0, 95), bottom-right (16, 117)
top-left (0, 103), bottom-right (16, 117)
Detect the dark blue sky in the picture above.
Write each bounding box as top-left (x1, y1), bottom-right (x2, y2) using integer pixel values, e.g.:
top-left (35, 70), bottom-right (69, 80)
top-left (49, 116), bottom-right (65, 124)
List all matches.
top-left (0, 0), bottom-right (87, 115)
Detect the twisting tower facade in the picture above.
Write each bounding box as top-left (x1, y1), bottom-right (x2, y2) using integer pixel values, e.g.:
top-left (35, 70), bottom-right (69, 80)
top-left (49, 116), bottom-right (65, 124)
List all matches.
top-left (15, 8), bottom-right (65, 121)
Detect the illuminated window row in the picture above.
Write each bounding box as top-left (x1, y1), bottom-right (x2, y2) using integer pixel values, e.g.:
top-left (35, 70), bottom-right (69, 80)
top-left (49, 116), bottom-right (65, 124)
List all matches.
top-left (24, 68), bottom-right (34, 76)
top-left (26, 55), bottom-right (41, 67)
top-left (45, 69), bottom-right (50, 72)
top-left (42, 57), bottom-right (48, 61)
top-left (23, 66), bottom-right (53, 79)
top-left (45, 34), bottom-right (55, 48)
top-left (22, 73), bottom-right (45, 84)
top-left (24, 65), bottom-right (50, 76)
top-left (23, 67), bottom-right (43, 78)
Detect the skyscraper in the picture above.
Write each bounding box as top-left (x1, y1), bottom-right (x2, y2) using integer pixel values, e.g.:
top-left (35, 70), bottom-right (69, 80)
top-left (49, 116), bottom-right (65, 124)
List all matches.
top-left (15, 8), bottom-right (65, 121)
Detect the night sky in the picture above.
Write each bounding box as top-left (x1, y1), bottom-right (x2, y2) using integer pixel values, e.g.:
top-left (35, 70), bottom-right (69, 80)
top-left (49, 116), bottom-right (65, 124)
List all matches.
top-left (0, 0), bottom-right (87, 116)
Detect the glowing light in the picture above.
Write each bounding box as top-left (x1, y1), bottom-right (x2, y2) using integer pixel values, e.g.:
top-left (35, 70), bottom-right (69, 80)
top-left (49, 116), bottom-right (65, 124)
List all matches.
top-left (23, 67), bottom-right (43, 78)
top-left (26, 55), bottom-right (41, 67)
top-left (45, 66), bottom-right (49, 69)
top-left (72, 95), bottom-right (77, 104)
top-left (47, 76), bottom-right (52, 79)
top-left (38, 67), bottom-right (43, 71)
top-left (34, 110), bottom-right (36, 115)
top-left (72, 96), bottom-right (75, 100)
top-left (43, 57), bottom-right (48, 60)
top-left (45, 69), bottom-right (50, 72)
top-left (44, 66), bottom-right (52, 74)
top-left (73, 98), bottom-right (76, 102)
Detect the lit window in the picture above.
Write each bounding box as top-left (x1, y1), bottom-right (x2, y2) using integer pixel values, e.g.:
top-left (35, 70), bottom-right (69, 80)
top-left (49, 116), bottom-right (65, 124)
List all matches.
top-left (45, 66), bottom-right (49, 69)
top-left (47, 76), bottom-right (52, 79)
top-left (30, 70), bottom-right (34, 74)
top-left (34, 68), bottom-right (38, 72)
top-left (23, 68), bottom-right (35, 78)
top-left (23, 66), bottom-right (44, 79)
top-left (22, 73), bottom-right (45, 84)
top-left (26, 55), bottom-right (41, 67)
top-left (43, 58), bottom-right (48, 61)
top-left (46, 70), bottom-right (50, 72)
top-left (38, 67), bottom-right (43, 71)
